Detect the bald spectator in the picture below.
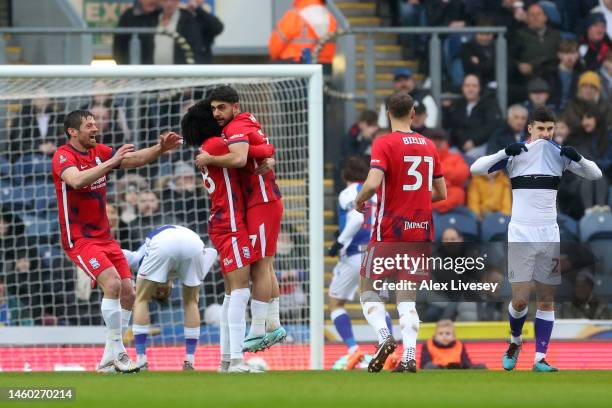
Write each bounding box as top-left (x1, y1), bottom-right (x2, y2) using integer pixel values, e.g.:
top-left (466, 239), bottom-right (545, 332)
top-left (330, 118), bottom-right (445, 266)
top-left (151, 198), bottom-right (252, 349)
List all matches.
top-left (509, 3), bottom-right (561, 102)
top-left (443, 74), bottom-right (502, 158)
top-left (487, 104), bottom-right (528, 155)
top-left (428, 129), bottom-right (470, 214)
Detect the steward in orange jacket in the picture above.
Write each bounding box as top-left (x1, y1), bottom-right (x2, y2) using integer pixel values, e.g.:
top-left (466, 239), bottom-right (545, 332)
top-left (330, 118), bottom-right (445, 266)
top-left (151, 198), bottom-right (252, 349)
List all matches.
top-left (268, 0), bottom-right (337, 63)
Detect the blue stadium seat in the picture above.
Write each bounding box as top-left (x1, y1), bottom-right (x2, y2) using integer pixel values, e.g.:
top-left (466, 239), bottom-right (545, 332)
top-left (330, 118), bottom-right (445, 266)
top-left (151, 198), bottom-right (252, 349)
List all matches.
top-left (0, 180), bottom-right (11, 206)
top-left (12, 154), bottom-right (52, 185)
top-left (481, 212), bottom-right (510, 242)
top-left (608, 185), bottom-right (612, 208)
top-left (8, 182), bottom-right (55, 211)
top-left (20, 211), bottom-right (59, 238)
top-left (0, 155), bottom-right (10, 181)
top-left (579, 212), bottom-right (612, 242)
top-left (558, 212), bottom-right (579, 242)
top-left (433, 207), bottom-right (480, 241)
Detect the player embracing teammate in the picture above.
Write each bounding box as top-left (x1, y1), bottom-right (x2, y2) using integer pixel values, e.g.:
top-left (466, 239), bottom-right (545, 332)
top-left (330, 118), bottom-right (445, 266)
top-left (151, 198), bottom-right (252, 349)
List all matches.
top-left (355, 92), bottom-right (447, 373)
top-left (182, 87), bottom-right (285, 372)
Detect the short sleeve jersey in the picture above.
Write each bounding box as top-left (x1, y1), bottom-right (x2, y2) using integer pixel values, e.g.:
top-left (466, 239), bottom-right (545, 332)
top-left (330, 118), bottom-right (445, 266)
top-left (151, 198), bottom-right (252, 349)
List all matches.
top-left (200, 136), bottom-right (248, 235)
top-left (51, 143), bottom-right (115, 249)
top-left (222, 112), bottom-right (282, 208)
top-left (369, 131), bottom-right (443, 242)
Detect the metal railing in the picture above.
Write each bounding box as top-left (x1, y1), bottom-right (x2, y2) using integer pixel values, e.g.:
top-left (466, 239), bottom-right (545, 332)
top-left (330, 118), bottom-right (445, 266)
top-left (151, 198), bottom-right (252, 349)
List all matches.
top-left (0, 27), bottom-right (179, 65)
top-left (314, 24), bottom-right (508, 128)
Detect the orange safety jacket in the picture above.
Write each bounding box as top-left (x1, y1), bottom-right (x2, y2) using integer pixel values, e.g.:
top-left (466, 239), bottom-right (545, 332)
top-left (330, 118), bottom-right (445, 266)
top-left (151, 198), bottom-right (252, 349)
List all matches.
top-left (268, 0), bottom-right (337, 63)
top-left (426, 338), bottom-right (464, 367)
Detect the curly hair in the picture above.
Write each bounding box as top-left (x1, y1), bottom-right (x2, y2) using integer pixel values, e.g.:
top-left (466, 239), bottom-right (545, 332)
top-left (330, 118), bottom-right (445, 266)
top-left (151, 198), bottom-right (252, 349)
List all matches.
top-left (180, 99), bottom-right (222, 147)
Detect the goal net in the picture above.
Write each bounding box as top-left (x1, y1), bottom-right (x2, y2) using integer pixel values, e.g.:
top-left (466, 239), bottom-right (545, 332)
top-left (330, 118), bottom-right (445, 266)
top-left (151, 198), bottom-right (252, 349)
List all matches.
top-left (0, 65), bottom-right (324, 371)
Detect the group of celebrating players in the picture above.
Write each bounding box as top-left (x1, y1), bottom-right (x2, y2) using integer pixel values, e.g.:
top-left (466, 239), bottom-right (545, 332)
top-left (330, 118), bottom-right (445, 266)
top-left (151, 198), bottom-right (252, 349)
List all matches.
top-left (51, 85), bottom-right (286, 373)
top-left (50, 79), bottom-right (602, 374)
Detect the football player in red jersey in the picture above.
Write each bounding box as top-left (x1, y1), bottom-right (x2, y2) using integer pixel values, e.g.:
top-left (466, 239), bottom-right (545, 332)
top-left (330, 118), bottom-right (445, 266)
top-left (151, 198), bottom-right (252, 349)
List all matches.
top-left (355, 92), bottom-right (447, 373)
top-left (195, 86), bottom-right (286, 352)
top-left (182, 100), bottom-right (263, 373)
top-left (52, 110), bottom-right (182, 373)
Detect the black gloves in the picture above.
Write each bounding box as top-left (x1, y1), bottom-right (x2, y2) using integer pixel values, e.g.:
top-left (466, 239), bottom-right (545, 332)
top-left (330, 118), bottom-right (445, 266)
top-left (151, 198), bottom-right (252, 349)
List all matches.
top-left (560, 146), bottom-right (582, 162)
top-left (505, 142), bottom-right (528, 156)
top-left (327, 240), bottom-right (343, 257)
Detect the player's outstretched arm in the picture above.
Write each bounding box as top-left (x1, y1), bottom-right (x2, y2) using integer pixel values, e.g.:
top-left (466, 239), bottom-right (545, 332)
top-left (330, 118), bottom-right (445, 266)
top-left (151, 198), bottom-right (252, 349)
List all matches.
top-left (563, 146), bottom-right (603, 180)
top-left (354, 168), bottom-right (384, 213)
top-left (248, 143), bottom-right (275, 159)
top-left (61, 144), bottom-right (134, 189)
top-left (432, 177), bottom-right (447, 202)
top-left (470, 149), bottom-right (512, 175)
top-left (120, 132), bottom-right (183, 169)
top-left (195, 142), bottom-right (248, 169)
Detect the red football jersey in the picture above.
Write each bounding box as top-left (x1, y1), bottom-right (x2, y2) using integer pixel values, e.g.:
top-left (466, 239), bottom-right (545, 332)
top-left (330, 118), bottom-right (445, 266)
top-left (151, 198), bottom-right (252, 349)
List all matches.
top-left (200, 136), bottom-right (248, 235)
top-left (52, 143), bottom-right (115, 250)
top-left (369, 131), bottom-right (443, 242)
top-left (222, 112), bottom-right (282, 208)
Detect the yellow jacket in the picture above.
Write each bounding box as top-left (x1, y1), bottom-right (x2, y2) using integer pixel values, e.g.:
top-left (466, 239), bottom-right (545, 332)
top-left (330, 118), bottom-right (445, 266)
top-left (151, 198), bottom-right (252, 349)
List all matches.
top-left (467, 172), bottom-right (511, 217)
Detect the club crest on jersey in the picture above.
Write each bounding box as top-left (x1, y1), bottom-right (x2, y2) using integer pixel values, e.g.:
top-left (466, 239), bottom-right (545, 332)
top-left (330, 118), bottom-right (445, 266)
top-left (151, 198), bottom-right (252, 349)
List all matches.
top-left (242, 247), bottom-right (251, 259)
top-left (95, 156), bottom-right (102, 166)
top-left (223, 257), bottom-right (234, 267)
top-left (59, 154), bottom-right (67, 164)
top-left (89, 258), bottom-right (100, 270)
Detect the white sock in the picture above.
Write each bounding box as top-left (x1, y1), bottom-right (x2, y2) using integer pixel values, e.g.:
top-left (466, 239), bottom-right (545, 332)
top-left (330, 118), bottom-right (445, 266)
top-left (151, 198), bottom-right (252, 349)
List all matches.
top-left (266, 297), bottom-right (281, 332)
top-left (121, 309), bottom-right (132, 337)
top-left (228, 288), bottom-right (250, 360)
top-left (100, 298), bottom-right (125, 358)
top-left (398, 302), bottom-right (419, 363)
top-left (132, 324), bottom-right (149, 364)
top-left (361, 301), bottom-right (389, 344)
top-left (248, 299), bottom-right (268, 338)
top-left (508, 303), bottom-right (528, 345)
top-left (220, 295), bottom-right (231, 362)
top-left (184, 326), bottom-right (200, 365)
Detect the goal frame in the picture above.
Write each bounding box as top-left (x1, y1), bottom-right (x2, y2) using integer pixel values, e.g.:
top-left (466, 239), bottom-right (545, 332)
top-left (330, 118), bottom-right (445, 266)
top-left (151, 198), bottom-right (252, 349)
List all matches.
top-left (0, 64), bottom-right (325, 370)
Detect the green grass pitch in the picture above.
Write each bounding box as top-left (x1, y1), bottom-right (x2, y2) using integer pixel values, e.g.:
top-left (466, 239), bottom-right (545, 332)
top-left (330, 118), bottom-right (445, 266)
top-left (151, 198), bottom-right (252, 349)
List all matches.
top-left (1, 371), bottom-right (611, 407)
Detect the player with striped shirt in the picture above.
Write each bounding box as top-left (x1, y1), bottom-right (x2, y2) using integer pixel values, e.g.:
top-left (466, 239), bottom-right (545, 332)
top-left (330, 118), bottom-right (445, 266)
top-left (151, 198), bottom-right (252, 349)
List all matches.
top-left (196, 86), bottom-right (286, 353)
top-left (51, 110), bottom-right (182, 373)
top-left (471, 106), bottom-right (602, 372)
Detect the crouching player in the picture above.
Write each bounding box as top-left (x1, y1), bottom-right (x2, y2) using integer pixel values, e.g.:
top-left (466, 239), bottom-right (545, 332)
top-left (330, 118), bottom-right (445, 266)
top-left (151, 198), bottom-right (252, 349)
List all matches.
top-left (123, 225), bottom-right (218, 370)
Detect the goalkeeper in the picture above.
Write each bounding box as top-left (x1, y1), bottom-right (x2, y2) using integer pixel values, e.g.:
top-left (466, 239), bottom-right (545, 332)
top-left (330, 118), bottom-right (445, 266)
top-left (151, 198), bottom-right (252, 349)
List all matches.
top-left (123, 225), bottom-right (217, 370)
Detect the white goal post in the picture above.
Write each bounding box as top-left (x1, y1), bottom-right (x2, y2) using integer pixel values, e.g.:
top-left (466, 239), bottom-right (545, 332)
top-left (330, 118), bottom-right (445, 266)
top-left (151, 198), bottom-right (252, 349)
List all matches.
top-left (0, 65), bottom-right (324, 370)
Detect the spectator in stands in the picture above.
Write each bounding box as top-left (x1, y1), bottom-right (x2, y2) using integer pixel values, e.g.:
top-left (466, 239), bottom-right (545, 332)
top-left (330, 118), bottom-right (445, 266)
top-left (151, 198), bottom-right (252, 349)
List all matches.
top-left (268, 0), bottom-right (337, 65)
top-left (459, 16), bottom-right (497, 88)
top-left (579, 12), bottom-right (611, 71)
top-left (397, 0), bottom-right (427, 59)
top-left (0, 279), bottom-right (19, 325)
top-left (488, 0), bottom-right (527, 40)
top-left (185, 0), bottom-right (224, 63)
top-left (115, 174), bottom-right (150, 226)
top-left (559, 270), bottom-right (611, 319)
top-left (523, 77), bottom-right (556, 114)
top-left (420, 319), bottom-right (486, 369)
top-left (428, 129), bottom-right (470, 214)
top-left (153, 0), bottom-right (206, 64)
top-left (442, 74), bottom-right (502, 158)
top-left (106, 203), bottom-right (130, 249)
top-left (548, 40), bottom-right (586, 111)
top-left (9, 90), bottom-right (63, 161)
top-left (467, 170), bottom-right (512, 220)
top-left (343, 110), bottom-right (379, 159)
top-left (591, 0), bottom-right (612, 39)
top-left (425, 0), bottom-right (467, 27)
top-left (411, 103), bottom-right (429, 135)
top-left (82, 87), bottom-right (132, 147)
top-left (563, 108), bottom-right (611, 211)
top-left (124, 190), bottom-right (177, 248)
top-left (160, 160), bottom-right (208, 234)
top-left (509, 3), bottom-right (561, 103)
top-left (487, 104), bottom-right (528, 154)
top-left (599, 49), bottom-right (612, 101)
top-left (113, 0), bottom-right (160, 64)
top-left (378, 67), bottom-right (438, 129)
top-left (564, 70), bottom-right (612, 132)
top-left (553, 113), bottom-right (572, 145)
top-left (476, 266), bottom-right (505, 321)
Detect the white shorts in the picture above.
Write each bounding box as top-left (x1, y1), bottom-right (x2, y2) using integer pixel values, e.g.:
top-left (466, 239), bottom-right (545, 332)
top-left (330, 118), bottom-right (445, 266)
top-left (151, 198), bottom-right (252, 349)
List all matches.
top-left (138, 227), bottom-right (216, 287)
top-left (507, 222), bottom-right (561, 285)
top-left (329, 254), bottom-right (361, 301)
